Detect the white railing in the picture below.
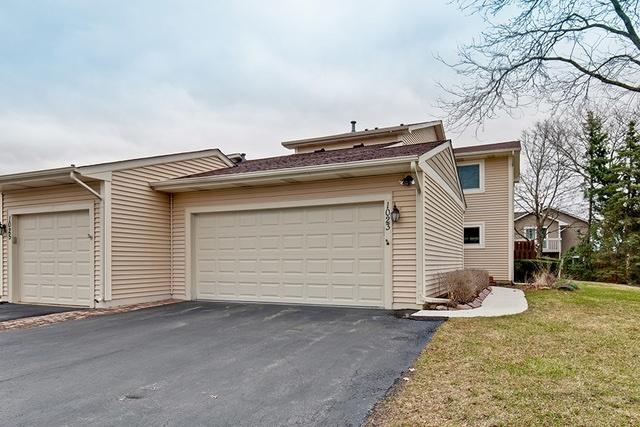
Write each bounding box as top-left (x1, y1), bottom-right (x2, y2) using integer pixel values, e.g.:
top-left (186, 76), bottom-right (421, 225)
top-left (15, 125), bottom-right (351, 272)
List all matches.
top-left (542, 238), bottom-right (561, 252)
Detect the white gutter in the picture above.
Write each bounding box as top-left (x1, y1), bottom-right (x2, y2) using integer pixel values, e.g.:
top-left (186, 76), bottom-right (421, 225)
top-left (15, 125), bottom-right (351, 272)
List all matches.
top-left (0, 167), bottom-right (76, 187)
top-left (151, 155), bottom-right (419, 191)
top-left (454, 147), bottom-right (521, 158)
top-left (70, 171), bottom-right (102, 199)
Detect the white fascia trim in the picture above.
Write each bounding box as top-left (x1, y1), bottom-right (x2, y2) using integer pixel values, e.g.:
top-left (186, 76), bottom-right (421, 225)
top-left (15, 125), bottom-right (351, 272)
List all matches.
top-left (78, 149), bottom-right (234, 174)
top-left (419, 142), bottom-right (466, 206)
top-left (407, 120), bottom-right (443, 133)
top-left (0, 167), bottom-right (76, 185)
top-left (454, 147), bottom-right (522, 158)
top-left (417, 142), bottom-right (466, 210)
top-left (0, 150), bottom-right (233, 185)
top-left (151, 156), bottom-right (417, 191)
top-left (281, 120), bottom-right (442, 149)
top-left (420, 163), bottom-right (466, 210)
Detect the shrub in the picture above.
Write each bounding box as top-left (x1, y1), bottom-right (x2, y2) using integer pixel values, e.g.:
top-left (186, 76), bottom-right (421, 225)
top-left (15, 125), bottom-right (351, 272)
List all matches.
top-left (531, 269), bottom-right (556, 289)
top-left (514, 257), bottom-right (560, 283)
top-left (440, 269), bottom-right (491, 304)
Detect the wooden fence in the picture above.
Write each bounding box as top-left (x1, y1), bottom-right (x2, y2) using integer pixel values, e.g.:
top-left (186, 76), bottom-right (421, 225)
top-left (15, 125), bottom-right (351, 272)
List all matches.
top-left (514, 240), bottom-right (536, 260)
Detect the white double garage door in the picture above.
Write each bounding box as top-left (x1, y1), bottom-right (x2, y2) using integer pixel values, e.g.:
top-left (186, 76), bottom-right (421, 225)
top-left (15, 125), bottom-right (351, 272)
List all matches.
top-left (193, 202), bottom-right (387, 308)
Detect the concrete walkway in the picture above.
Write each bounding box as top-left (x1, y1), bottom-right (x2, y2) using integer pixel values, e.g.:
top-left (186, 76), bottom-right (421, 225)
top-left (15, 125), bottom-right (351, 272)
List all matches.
top-left (412, 286), bottom-right (527, 318)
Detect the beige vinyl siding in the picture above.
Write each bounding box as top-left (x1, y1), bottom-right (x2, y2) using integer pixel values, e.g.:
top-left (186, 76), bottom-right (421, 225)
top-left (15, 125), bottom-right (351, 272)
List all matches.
top-left (428, 150), bottom-right (464, 201)
top-left (400, 127), bottom-right (439, 145)
top-left (1, 183), bottom-right (101, 301)
top-left (172, 174), bottom-right (418, 306)
top-left (110, 156), bottom-right (228, 301)
top-left (460, 156), bottom-right (511, 281)
top-left (422, 157), bottom-right (465, 298)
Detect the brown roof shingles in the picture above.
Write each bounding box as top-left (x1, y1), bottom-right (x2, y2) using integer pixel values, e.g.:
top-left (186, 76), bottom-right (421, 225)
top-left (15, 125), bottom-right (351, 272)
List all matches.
top-left (185, 140), bottom-right (447, 179)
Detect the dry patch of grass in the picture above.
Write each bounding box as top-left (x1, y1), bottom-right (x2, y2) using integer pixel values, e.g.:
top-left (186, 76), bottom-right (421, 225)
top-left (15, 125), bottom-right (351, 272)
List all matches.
top-left (367, 282), bottom-right (640, 426)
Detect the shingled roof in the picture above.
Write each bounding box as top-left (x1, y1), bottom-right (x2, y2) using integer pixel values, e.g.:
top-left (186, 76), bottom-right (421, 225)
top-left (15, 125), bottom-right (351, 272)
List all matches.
top-left (185, 140), bottom-right (448, 179)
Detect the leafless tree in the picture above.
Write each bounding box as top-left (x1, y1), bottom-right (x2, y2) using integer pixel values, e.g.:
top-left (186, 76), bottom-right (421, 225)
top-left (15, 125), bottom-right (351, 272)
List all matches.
top-left (440, 0), bottom-right (640, 127)
top-left (516, 120), bottom-right (580, 257)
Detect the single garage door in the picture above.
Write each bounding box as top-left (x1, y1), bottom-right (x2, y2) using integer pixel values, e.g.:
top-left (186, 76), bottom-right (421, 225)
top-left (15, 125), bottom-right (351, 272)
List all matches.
top-left (17, 210), bottom-right (92, 306)
top-left (194, 202), bottom-right (386, 307)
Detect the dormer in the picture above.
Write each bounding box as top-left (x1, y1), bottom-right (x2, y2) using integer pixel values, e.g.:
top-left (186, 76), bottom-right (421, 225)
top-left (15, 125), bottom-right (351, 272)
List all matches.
top-left (281, 120), bottom-right (446, 154)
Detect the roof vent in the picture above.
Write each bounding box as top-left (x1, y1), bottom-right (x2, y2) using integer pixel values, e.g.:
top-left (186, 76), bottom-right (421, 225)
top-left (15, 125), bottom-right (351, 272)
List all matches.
top-left (350, 120), bottom-right (356, 132)
top-left (314, 148), bottom-right (326, 153)
top-left (227, 153), bottom-right (246, 165)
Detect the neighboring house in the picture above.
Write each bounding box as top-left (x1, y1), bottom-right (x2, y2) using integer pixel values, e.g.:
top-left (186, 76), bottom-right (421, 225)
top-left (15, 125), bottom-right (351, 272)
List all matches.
top-left (454, 142), bottom-right (521, 283)
top-left (0, 120), bottom-right (519, 310)
top-left (514, 209), bottom-right (589, 256)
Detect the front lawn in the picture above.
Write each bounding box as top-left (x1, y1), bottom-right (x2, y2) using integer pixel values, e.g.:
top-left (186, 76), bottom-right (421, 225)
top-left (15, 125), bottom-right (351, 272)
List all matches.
top-left (368, 282), bottom-right (640, 426)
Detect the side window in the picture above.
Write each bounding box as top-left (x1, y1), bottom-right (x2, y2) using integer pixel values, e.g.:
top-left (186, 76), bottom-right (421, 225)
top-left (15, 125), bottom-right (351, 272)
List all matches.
top-left (463, 225), bottom-right (483, 247)
top-left (457, 162), bottom-right (483, 191)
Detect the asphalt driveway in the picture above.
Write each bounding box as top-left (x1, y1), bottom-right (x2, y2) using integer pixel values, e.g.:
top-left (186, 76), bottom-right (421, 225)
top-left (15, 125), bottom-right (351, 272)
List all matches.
top-left (0, 302), bottom-right (80, 322)
top-left (0, 302), bottom-right (442, 426)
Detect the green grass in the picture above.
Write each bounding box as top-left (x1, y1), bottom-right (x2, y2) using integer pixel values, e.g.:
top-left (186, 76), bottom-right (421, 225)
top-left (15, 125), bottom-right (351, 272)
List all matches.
top-left (367, 282), bottom-right (640, 426)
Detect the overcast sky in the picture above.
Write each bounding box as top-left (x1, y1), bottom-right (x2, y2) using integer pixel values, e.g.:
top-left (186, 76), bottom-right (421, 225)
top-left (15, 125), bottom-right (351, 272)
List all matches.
top-left (0, 1), bottom-right (541, 173)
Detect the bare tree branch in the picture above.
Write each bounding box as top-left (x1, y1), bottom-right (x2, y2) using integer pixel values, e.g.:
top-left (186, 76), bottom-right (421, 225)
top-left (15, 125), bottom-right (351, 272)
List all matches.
top-left (441, 0), bottom-right (640, 128)
top-left (515, 119), bottom-right (581, 256)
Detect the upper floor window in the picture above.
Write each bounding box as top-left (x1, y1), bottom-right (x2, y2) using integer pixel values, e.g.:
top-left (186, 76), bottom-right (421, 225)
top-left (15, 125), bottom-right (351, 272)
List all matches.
top-left (457, 160), bottom-right (484, 193)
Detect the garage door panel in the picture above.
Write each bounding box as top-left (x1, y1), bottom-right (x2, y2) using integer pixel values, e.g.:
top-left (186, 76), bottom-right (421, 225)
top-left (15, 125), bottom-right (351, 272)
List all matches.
top-left (194, 202), bottom-right (385, 307)
top-left (359, 286), bottom-right (384, 301)
top-left (18, 210), bottom-right (92, 307)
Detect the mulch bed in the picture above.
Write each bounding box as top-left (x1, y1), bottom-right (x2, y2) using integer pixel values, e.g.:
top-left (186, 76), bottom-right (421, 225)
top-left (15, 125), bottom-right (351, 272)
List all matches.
top-left (0, 299), bottom-right (180, 332)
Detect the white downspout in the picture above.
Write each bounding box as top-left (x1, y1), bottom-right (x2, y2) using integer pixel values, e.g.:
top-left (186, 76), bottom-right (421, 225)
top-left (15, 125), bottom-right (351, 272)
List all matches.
top-left (170, 193), bottom-right (174, 297)
top-left (70, 171), bottom-right (102, 200)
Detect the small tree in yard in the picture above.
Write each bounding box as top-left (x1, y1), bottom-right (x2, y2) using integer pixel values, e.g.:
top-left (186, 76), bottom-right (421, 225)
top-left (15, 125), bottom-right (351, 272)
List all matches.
top-left (599, 120), bottom-right (640, 283)
top-left (582, 112), bottom-right (614, 243)
top-left (516, 120), bottom-right (578, 257)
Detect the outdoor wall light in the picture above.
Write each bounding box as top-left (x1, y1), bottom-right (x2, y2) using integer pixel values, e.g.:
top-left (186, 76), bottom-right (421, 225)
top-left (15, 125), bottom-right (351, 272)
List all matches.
top-left (400, 175), bottom-right (415, 186)
top-left (391, 205), bottom-right (400, 223)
